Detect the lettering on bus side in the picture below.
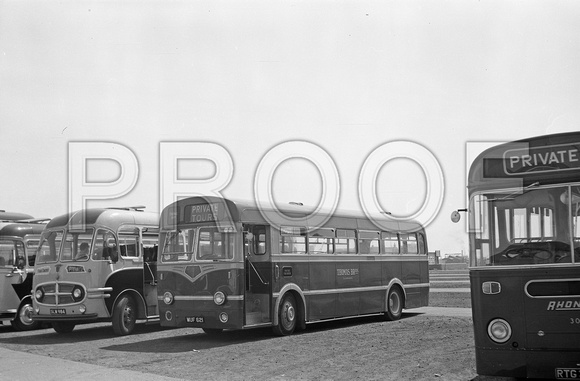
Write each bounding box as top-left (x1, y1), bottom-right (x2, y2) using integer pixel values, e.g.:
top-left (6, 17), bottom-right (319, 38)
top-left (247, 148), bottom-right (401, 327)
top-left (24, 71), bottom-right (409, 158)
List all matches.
top-left (66, 265), bottom-right (85, 273)
top-left (337, 268), bottom-right (359, 277)
top-left (546, 300), bottom-right (580, 311)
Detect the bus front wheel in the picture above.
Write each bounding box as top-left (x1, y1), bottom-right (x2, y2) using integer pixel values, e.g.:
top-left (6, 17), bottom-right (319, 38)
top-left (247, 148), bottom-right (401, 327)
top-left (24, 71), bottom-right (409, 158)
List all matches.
top-left (52, 321), bottom-right (76, 333)
top-left (112, 295), bottom-right (137, 336)
top-left (273, 293), bottom-right (297, 336)
top-left (11, 300), bottom-right (41, 331)
top-left (385, 287), bottom-right (403, 321)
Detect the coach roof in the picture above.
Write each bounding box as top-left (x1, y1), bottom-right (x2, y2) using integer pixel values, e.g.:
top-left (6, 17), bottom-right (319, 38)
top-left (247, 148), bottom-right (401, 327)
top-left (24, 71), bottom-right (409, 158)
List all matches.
top-left (46, 208), bottom-right (158, 231)
top-left (0, 222), bottom-right (47, 238)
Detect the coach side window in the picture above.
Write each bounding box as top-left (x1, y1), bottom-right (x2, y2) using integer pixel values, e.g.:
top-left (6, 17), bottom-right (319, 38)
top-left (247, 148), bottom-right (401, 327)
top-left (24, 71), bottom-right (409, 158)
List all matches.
top-left (280, 226), bottom-right (306, 254)
top-left (382, 231), bottom-right (400, 254)
top-left (400, 233), bottom-right (418, 254)
top-left (358, 231), bottom-right (380, 254)
top-left (119, 227), bottom-right (139, 258)
top-left (93, 229), bottom-right (118, 262)
top-left (417, 233), bottom-right (426, 254)
top-left (335, 229), bottom-right (356, 254)
top-left (309, 228), bottom-right (334, 254)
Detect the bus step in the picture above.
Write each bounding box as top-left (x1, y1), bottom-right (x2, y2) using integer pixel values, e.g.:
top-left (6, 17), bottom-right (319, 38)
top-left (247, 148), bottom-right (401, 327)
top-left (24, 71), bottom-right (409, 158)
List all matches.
top-left (246, 312), bottom-right (265, 325)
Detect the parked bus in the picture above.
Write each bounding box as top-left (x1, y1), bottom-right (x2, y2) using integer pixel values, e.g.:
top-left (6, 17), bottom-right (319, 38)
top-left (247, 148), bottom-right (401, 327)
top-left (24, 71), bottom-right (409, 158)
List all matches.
top-left (455, 132), bottom-right (580, 379)
top-left (0, 218), bottom-right (48, 330)
top-left (157, 196), bottom-right (429, 335)
top-left (31, 207), bottom-right (159, 335)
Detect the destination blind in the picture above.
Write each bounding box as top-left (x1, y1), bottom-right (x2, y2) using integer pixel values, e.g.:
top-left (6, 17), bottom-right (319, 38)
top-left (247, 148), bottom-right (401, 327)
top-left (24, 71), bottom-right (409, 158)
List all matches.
top-left (483, 142), bottom-right (580, 178)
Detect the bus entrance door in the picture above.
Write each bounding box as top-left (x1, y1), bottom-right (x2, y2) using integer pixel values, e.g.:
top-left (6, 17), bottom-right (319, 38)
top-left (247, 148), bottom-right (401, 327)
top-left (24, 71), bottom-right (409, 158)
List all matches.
top-left (141, 231), bottom-right (159, 318)
top-left (244, 225), bottom-right (271, 326)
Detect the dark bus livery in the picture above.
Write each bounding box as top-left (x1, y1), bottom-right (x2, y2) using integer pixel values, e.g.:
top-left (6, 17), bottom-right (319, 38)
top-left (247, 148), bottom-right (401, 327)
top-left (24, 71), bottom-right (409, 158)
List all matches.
top-left (158, 196), bottom-right (429, 335)
top-left (462, 132), bottom-right (580, 379)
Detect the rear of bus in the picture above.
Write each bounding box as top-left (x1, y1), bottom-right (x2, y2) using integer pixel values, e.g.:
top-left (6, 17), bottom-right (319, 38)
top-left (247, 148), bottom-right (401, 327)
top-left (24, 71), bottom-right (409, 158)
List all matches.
top-left (468, 134), bottom-right (580, 379)
top-left (32, 208), bottom-right (159, 335)
top-left (158, 198), bottom-right (245, 332)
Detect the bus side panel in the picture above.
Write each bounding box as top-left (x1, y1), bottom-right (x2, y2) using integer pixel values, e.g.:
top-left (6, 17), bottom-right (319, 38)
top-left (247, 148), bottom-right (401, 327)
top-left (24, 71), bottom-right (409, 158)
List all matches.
top-left (335, 259), bottom-right (359, 318)
top-left (105, 268), bottom-right (144, 315)
top-left (382, 256), bottom-right (402, 294)
top-left (272, 255), bottom-right (309, 325)
top-left (309, 257), bottom-right (335, 320)
top-left (401, 257), bottom-right (429, 308)
top-left (359, 258), bottom-right (383, 315)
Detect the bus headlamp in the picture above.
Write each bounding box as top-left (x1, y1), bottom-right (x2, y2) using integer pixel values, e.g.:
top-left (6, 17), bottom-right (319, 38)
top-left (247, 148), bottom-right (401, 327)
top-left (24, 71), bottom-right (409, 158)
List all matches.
top-left (35, 288), bottom-right (44, 303)
top-left (214, 291), bottom-right (226, 306)
top-left (163, 292), bottom-right (174, 305)
top-left (72, 286), bottom-right (85, 302)
top-left (488, 318), bottom-right (512, 343)
top-left (219, 312), bottom-right (229, 323)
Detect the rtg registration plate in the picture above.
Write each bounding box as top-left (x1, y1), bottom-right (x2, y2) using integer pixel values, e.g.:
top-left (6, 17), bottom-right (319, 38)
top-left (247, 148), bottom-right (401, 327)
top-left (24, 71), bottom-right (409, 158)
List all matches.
top-left (50, 309), bottom-right (66, 315)
top-left (556, 368), bottom-right (580, 380)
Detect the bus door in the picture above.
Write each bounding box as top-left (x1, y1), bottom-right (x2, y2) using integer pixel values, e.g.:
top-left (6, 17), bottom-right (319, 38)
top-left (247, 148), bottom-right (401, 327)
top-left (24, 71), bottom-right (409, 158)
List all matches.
top-left (0, 239), bottom-right (26, 312)
top-left (244, 225), bottom-right (271, 326)
top-left (141, 228), bottom-right (159, 317)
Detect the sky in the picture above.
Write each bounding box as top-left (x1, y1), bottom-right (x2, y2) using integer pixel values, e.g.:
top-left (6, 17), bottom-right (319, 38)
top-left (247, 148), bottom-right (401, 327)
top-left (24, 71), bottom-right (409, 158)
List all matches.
top-left (2, 0), bottom-right (580, 257)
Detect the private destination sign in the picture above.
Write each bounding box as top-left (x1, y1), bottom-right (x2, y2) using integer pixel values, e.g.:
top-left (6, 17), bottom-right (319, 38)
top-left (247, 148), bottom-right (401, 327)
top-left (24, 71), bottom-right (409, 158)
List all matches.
top-left (502, 142), bottom-right (580, 176)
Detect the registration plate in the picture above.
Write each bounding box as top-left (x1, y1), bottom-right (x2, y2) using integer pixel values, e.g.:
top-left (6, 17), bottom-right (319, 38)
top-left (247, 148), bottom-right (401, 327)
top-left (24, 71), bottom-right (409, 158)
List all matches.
top-left (50, 309), bottom-right (66, 315)
top-left (556, 368), bottom-right (580, 380)
top-left (186, 316), bottom-right (204, 323)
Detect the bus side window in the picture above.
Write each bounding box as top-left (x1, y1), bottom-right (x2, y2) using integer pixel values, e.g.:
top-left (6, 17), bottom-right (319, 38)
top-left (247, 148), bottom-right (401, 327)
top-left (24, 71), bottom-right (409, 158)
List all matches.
top-left (26, 240), bottom-right (39, 267)
top-left (15, 241), bottom-right (25, 269)
top-left (0, 241), bottom-right (13, 267)
top-left (417, 233), bottom-right (426, 254)
top-left (400, 233), bottom-right (418, 254)
top-left (94, 229), bottom-right (118, 262)
top-left (280, 226), bottom-right (306, 254)
top-left (252, 225), bottom-right (267, 255)
top-left (382, 232), bottom-right (400, 254)
top-left (358, 231), bottom-right (380, 254)
top-left (335, 229), bottom-right (356, 254)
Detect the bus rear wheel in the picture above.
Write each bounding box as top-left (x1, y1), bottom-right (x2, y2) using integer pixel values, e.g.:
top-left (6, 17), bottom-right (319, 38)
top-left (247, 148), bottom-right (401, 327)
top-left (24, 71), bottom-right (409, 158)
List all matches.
top-left (385, 287), bottom-right (403, 321)
top-left (52, 321), bottom-right (76, 333)
top-left (273, 293), bottom-right (297, 336)
top-left (112, 295), bottom-right (137, 336)
top-left (11, 300), bottom-right (41, 331)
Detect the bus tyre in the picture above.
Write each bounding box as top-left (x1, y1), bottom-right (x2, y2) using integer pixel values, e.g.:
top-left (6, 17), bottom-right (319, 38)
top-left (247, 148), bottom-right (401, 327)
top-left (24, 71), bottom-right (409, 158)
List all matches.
top-left (273, 293), bottom-right (297, 336)
top-left (385, 287), bottom-right (403, 321)
top-left (11, 300), bottom-right (40, 331)
top-left (52, 321), bottom-right (76, 333)
top-left (112, 295), bottom-right (137, 336)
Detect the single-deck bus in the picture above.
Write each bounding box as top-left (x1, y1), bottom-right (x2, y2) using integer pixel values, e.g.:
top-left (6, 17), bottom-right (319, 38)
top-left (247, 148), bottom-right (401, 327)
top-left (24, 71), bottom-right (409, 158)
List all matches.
top-left (457, 132), bottom-right (580, 379)
top-left (31, 207), bottom-right (159, 335)
top-left (157, 196), bottom-right (429, 335)
top-left (0, 217), bottom-right (48, 330)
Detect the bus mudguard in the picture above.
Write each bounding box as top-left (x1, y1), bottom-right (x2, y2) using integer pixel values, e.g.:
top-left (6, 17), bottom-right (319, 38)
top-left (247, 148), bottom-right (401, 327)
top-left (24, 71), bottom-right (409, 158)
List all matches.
top-left (272, 283), bottom-right (307, 329)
